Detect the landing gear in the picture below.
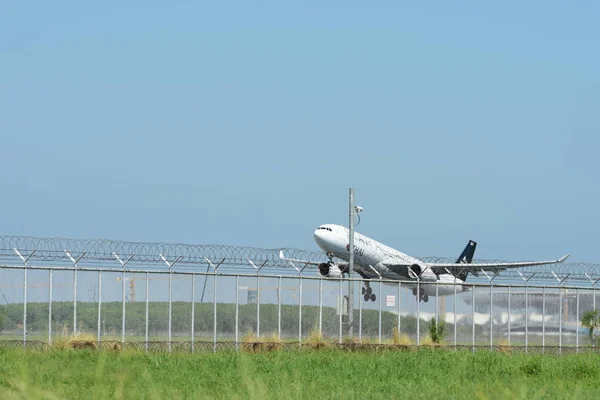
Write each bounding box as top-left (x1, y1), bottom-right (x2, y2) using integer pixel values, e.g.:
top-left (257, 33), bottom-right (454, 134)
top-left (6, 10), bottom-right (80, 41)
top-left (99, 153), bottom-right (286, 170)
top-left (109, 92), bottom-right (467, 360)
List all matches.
top-left (362, 282), bottom-right (376, 302)
top-left (414, 287), bottom-right (429, 302)
top-left (363, 293), bottom-right (377, 302)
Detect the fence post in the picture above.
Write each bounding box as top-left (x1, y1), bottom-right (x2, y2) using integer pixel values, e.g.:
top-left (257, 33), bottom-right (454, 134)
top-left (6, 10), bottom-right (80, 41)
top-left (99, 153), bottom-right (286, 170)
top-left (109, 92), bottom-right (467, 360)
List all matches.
top-left (235, 275), bottom-right (239, 351)
top-left (14, 249), bottom-right (35, 348)
top-left (169, 271), bottom-right (172, 352)
top-left (248, 260), bottom-right (267, 339)
top-left (479, 269), bottom-right (496, 351)
top-left (417, 280), bottom-right (421, 346)
top-left (161, 254), bottom-right (182, 353)
top-left (594, 279), bottom-right (600, 349)
top-left (525, 283), bottom-right (528, 353)
top-left (453, 277), bottom-right (457, 348)
top-left (359, 281), bottom-right (363, 342)
top-left (204, 258), bottom-right (223, 353)
top-left (65, 251), bottom-right (85, 337)
top-left (113, 253), bottom-right (134, 346)
top-left (122, 270), bottom-right (126, 345)
top-left (191, 273), bottom-right (196, 353)
top-left (552, 272), bottom-right (570, 354)
top-left (518, 272), bottom-right (536, 354)
top-left (586, 274), bottom-right (600, 350)
top-left (48, 269), bottom-right (53, 346)
top-left (576, 288), bottom-right (580, 352)
top-left (471, 284), bottom-right (475, 353)
top-left (490, 283), bottom-right (493, 350)
top-left (365, 266), bottom-right (383, 345)
top-left (398, 281), bottom-right (402, 337)
top-left (507, 285), bottom-right (511, 347)
top-left (277, 276), bottom-right (282, 341)
top-left (299, 274), bottom-right (303, 345)
top-left (435, 282), bottom-right (439, 326)
top-left (213, 272), bottom-right (217, 352)
top-left (319, 278), bottom-right (323, 335)
top-left (21, 259), bottom-right (27, 346)
top-left (145, 271), bottom-right (149, 353)
top-left (97, 271), bottom-right (102, 347)
top-left (257, 274), bottom-right (261, 338)
top-left (559, 287), bottom-right (563, 353)
top-left (20, 268), bottom-right (35, 348)
top-left (542, 286), bottom-right (546, 351)
top-left (73, 269), bottom-right (77, 336)
top-left (339, 276), bottom-right (343, 344)
top-left (378, 279), bottom-right (382, 345)
top-left (296, 263), bottom-right (309, 345)
top-left (443, 267), bottom-right (457, 347)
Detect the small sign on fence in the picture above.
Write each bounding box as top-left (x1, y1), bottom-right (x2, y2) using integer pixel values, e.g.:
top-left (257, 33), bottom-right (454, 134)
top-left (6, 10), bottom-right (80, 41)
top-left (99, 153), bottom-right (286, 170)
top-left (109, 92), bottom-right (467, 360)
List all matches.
top-left (386, 295), bottom-right (395, 307)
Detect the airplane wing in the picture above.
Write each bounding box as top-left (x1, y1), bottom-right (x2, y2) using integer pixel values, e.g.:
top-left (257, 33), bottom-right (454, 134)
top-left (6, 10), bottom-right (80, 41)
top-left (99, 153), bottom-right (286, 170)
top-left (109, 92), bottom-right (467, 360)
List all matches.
top-left (428, 254), bottom-right (570, 273)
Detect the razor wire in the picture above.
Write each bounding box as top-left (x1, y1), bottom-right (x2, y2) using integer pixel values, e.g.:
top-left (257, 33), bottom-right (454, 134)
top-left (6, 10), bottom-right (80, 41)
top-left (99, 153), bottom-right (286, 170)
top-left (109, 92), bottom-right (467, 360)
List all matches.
top-left (0, 235), bottom-right (598, 282)
top-left (0, 235), bottom-right (325, 268)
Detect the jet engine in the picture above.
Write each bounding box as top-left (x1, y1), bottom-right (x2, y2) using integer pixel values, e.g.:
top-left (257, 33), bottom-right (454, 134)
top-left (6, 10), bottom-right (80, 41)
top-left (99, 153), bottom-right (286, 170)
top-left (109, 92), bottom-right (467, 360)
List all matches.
top-left (408, 264), bottom-right (437, 281)
top-left (317, 262), bottom-right (349, 278)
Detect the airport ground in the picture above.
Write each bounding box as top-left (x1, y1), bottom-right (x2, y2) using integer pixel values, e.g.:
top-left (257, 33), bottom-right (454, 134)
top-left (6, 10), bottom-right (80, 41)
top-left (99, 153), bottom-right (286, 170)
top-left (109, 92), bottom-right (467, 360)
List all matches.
top-left (1, 348), bottom-right (599, 399)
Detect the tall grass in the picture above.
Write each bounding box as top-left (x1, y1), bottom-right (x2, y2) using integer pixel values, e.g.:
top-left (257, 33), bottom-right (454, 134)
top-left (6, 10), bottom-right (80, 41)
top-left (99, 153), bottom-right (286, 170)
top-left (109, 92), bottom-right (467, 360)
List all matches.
top-left (0, 349), bottom-right (599, 399)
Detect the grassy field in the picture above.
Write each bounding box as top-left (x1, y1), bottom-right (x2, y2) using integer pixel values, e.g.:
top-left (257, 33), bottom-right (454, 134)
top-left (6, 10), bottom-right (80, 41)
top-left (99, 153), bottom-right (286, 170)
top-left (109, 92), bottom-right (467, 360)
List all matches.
top-left (1, 348), bottom-right (600, 399)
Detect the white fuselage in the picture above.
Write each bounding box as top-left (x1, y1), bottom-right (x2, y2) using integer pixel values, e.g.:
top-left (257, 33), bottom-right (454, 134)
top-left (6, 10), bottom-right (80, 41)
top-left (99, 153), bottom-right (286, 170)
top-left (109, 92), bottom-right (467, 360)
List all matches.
top-left (314, 224), bottom-right (468, 297)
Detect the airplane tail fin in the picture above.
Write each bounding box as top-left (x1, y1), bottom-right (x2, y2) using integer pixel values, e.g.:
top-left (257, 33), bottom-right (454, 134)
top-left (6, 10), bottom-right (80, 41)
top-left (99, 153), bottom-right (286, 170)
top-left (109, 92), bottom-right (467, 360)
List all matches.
top-left (455, 240), bottom-right (477, 281)
top-left (456, 240), bottom-right (477, 264)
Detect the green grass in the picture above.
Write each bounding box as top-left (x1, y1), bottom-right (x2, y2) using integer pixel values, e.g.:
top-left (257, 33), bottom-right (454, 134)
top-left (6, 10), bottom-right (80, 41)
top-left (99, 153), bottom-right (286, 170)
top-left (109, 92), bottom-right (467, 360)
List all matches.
top-left (1, 348), bottom-right (600, 399)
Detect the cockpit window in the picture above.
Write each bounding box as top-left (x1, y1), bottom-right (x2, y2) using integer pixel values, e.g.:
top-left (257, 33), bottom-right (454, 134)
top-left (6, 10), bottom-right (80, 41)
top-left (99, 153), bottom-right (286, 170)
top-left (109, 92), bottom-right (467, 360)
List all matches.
top-left (318, 227), bottom-right (333, 232)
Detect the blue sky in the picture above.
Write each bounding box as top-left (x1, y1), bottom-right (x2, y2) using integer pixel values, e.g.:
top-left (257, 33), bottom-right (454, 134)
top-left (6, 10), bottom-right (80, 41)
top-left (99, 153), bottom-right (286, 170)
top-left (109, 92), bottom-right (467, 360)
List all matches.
top-left (1, 2), bottom-right (599, 262)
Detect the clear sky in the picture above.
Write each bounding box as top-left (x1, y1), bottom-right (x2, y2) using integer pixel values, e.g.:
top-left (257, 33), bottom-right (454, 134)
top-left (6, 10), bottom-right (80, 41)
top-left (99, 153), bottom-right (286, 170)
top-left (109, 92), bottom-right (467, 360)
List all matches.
top-left (2, 2), bottom-right (599, 263)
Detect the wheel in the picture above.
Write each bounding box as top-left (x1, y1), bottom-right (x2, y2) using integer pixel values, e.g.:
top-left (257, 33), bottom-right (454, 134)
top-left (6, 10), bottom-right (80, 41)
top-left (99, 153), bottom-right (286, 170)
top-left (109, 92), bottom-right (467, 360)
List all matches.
top-left (362, 287), bottom-right (366, 295)
top-left (366, 287), bottom-right (373, 296)
top-left (412, 288), bottom-right (417, 296)
top-left (364, 294), bottom-right (370, 302)
top-left (423, 294), bottom-right (429, 303)
top-left (370, 294), bottom-right (376, 302)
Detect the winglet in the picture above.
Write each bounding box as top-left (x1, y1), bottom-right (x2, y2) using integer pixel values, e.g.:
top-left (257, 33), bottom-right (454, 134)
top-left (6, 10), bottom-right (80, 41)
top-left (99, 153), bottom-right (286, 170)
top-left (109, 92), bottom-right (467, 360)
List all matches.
top-left (558, 254), bottom-right (570, 263)
top-left (279, 250), bottom-right (285, 260)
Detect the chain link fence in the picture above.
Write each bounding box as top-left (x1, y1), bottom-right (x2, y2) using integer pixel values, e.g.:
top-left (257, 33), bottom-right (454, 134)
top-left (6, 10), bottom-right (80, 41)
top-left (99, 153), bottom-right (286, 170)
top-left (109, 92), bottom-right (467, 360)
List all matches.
top-left (1, 264), bottom-right (599, 353)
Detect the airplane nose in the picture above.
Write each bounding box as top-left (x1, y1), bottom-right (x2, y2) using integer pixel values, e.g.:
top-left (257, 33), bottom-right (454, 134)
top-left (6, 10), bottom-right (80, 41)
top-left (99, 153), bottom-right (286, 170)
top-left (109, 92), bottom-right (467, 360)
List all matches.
top-left (314, 228), bottom-right (323, 241)
top-left (314, 229), bottom-right (327, 249)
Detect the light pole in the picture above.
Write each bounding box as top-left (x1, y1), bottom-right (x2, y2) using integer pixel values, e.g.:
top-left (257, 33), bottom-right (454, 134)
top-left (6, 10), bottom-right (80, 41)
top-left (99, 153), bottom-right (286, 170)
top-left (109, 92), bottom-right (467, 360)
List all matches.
top-left (348, 188), bottom-right (363, 338)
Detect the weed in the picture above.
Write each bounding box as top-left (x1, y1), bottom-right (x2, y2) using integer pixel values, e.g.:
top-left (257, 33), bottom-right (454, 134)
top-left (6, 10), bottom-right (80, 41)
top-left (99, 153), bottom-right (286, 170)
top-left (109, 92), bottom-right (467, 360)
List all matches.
top-left (307, 328), bottom-right (330, 349)
top-left (51, 332), bottom-right (98, 351)
top-left (428, 317), bottom-right (446, 344)
top-left (498, 338), bottom-right (511, 353)
top-left (389, 327), bottom-right (413, 346)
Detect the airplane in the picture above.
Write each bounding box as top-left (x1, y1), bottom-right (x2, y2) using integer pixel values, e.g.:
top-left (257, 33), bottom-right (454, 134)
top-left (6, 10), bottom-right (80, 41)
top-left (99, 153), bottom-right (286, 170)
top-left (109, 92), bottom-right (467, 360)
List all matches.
top-left (280, 224), bottom-right (570, 303)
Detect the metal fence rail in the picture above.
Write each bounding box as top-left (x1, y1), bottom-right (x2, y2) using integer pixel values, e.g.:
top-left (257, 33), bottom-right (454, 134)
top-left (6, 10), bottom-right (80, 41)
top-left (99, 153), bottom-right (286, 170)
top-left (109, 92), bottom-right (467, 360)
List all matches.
top-left (1, 264), bottom-right (598, 353)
